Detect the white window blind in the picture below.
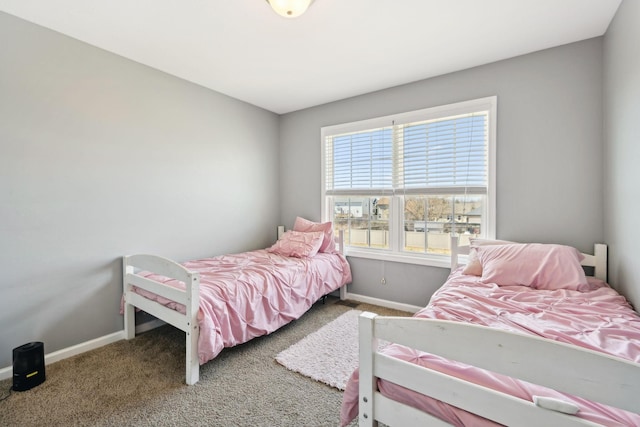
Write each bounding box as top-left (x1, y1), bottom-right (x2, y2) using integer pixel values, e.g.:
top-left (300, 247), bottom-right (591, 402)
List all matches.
top-left (324, 113), bottom-right (488, 196)
top-left (396, 112), bottom-right (488, 195)
top-left (325, 127), bottom-right (393, 195)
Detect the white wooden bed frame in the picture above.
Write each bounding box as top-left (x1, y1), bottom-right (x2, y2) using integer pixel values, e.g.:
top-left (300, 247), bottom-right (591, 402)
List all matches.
top-left (358, 239), bottom-right (640, 426)
top-left (122, 228), bottom-right (346, 385)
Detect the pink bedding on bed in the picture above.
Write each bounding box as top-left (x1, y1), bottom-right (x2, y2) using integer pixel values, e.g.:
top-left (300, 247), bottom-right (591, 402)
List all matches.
top-left (340, 268), bottom-right (640, 427)
top-left (132, 249), bottom-right (351, 364)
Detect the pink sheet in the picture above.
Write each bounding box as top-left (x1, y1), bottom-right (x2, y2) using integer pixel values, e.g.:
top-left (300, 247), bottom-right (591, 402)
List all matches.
top-left (340, 268), bottom-right (640, 426)
top-left (132, 250), bottom-right (351, 364)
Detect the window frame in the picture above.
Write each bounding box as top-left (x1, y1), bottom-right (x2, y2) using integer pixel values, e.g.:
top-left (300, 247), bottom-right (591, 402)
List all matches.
top-left (321, 96), bottom-right (497, 267)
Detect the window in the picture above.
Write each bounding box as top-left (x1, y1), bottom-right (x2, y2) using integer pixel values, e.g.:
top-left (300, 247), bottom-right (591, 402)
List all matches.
top-left (321, 97), bottom-right (496, 267)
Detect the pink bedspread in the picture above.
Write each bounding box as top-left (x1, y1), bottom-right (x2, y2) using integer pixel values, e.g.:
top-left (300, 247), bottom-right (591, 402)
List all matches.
top-left (340, 268), bottom-right (640, 426)
top-left (133, 250), bottom-right (351, 364)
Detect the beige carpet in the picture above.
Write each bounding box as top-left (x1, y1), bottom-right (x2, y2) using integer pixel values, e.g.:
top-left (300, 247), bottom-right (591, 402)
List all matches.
top-left (0, 297), bottom-right (411, 427)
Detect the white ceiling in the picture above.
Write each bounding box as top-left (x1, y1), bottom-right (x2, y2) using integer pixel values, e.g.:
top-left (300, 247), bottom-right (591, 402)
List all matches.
top-left (0, 0), bottom-right (621, 114)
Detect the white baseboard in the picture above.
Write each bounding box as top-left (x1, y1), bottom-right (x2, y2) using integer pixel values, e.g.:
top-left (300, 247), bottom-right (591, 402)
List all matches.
top-left (0, 319), bottom-right (166, 382)
top-left (343, 291), bottom-right (423, 314)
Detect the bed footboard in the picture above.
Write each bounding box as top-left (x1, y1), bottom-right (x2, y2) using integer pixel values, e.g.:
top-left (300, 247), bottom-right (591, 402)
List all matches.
top-left (358, 312), bottom-right (640, 426)
top-left (122, 254), bottom-right (201, 385)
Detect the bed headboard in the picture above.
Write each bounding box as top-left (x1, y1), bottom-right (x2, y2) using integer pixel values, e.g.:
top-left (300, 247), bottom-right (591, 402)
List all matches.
top-left (450, 237), bottom-right (608, 282)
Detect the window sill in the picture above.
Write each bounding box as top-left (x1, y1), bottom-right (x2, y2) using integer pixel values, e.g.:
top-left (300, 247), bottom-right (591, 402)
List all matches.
top-left (344, 248), bottom-right (452, 268)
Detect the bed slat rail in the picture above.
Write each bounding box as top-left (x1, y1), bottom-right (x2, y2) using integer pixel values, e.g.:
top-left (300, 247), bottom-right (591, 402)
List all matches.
top-left (359, 312), bottom-right (640, 426)
top-left (125, 273), bottom-right (189, 304)
top-left (372, 353), bottom-right (602, 427)
top-left (124, 254), bottom-right (195, 284)
top-left (124, 292), bottom-right (190, 333)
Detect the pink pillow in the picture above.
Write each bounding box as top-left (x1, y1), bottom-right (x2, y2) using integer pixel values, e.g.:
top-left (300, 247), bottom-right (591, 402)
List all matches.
top-left (462, 239), bottom-right (514, 276)
top-left (477, 243), bottom-right (588, 290)
top-left (293, 217), bottom-right (337, 254)
top-left (267, 230), bottom-right (325, 258)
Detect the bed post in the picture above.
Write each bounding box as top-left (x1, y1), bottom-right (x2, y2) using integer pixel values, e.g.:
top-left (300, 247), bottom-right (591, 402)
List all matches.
top-left (122, 256), bottom-right (136, 340)
top-left (359, 312), bottom-right (379, 427)
top-left (338, 229), bottom-right (348, 300)
top-left (450, 235), bottom-right (459, 269)
top-left (338, 229), bottom-right (345, 255)
top-left (185, 272), bottom-right (200, 385)
top-left (594, 243), bottom-right (607, 282)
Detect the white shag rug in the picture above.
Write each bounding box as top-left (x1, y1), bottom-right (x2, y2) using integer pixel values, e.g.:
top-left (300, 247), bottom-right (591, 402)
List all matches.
top-left (276, 310), bottom-right (363, 391)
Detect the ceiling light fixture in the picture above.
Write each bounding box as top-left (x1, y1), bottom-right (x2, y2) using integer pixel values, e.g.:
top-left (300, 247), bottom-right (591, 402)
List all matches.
top-left (266, 0), bottom-right (314, 18)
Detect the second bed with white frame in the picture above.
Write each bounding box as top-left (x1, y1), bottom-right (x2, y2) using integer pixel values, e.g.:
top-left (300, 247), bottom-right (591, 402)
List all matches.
top-left (353, 238), bottom-right (640, 426)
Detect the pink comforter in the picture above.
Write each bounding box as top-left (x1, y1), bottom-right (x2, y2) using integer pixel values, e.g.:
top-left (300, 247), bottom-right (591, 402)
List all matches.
top-left (340, 268), bottom-right (640, 426)
top-left (134, 250), bottom-right (351, 364)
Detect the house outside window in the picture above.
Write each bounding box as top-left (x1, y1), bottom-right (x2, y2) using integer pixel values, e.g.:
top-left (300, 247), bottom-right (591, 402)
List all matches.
top-left (321, 97), bottom-right (496, 267)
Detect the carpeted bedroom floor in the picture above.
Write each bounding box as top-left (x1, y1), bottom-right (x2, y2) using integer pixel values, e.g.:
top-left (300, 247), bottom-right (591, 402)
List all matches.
top-left (0, 297), bottom-right (411, 426)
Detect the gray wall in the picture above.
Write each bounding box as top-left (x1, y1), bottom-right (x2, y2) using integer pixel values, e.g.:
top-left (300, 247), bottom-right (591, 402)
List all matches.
top-left (604, 0), bottom-right (640, 310)
top-left (0, 12), bottom-right (280, 368)
top-left (280, 38), bottom-right (605, 306)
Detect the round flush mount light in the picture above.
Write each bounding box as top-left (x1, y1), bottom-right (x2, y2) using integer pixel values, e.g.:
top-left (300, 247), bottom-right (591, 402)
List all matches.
top-left (266, 0), bottom-right (314, 18)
